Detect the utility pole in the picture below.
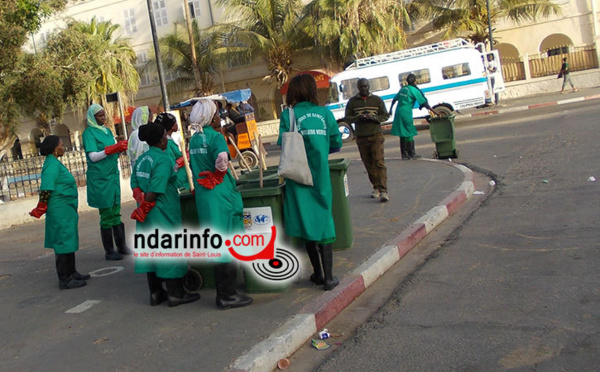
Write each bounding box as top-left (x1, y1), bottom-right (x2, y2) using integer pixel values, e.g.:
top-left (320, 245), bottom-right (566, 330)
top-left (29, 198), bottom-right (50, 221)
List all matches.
top-left (486, 0), bottom-right (494, 51)
top-left (183, 0), bottom-right (203, 95)
top-left (146, 0), bottom-right (170, 110)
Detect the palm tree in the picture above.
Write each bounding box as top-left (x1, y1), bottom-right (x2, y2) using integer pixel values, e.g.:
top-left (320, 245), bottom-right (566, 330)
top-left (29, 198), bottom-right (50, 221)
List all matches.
top-left (411, 0), bottom-right (561, 45)
top-left (152, 20), bottom-right (220, 97)
top-left (301, 0), bottom-right (414, 70)
top-left (214, 0), bottom-right (312, 88)
top-left (72, 17), bottom-right (139, 107)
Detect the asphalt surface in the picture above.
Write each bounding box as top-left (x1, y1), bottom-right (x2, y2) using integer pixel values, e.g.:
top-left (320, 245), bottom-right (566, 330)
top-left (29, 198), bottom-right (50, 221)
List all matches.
top-left (1, 86), bottom-right (598, 372)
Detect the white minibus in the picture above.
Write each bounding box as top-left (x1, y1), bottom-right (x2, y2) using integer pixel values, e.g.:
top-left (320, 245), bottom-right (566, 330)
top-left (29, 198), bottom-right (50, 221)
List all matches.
top-left (326, 39), bottom-right (502, 141)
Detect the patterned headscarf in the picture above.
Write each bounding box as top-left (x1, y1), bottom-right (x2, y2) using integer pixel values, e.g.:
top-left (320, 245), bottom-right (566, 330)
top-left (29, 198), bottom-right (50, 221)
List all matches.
top-left (86, 104), bottom-right (110, 134)
top-left (131, 106), bottom-right (151, 131)
top-left (127, 106), bottom-right (151, 167)
top-left (189, 99), bottom-right (217, 132)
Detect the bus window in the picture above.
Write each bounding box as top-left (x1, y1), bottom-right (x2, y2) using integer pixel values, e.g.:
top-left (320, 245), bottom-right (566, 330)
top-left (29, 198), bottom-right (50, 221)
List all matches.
top-left (327, 83), bottom-right (339, 103)
top-left (398, 69), bottom-right (431, 86)
top-left (340, 77), bottom-right (390, 100)
top-left (442, 63), bottom-right (471, 80)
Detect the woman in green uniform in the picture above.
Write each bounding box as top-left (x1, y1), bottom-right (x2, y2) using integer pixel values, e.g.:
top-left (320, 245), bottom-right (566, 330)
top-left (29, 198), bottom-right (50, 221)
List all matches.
top-left (130, 122), bottom-right (200, 307)
top-left (30, 136), bottom-right (90, 290)
top-left (82, 104), bottom-right (131, 260)
top-left (277, 74), bottom-right (343, 291)
top-left (389, 74), bottom-right (437, 160)
top-left (154, 112), bottom-right (189, 190)
top-left (188, 99), bottom-right (253, 310)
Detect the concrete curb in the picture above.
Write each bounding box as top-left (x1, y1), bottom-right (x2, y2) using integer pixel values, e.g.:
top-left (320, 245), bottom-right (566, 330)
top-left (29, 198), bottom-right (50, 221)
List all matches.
top-left (465, 93), bottom-right (600, 118)
top-left (226, 160), bottom-right (475, 372)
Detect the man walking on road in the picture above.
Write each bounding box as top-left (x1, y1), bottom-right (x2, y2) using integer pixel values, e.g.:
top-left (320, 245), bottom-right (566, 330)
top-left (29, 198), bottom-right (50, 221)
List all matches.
top-left (560, 57), bottom-right (577, 94)
top-left (344, 78), bottom-right (390, 202)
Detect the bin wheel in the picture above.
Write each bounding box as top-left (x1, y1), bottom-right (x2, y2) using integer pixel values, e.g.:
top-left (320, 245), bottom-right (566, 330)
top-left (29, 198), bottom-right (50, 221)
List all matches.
top-left (239, 151), bottom-right (259, 169)
top-left (433, 151), bottom-right (439, 159)
top-left (338, 122), bottom-right (354, 143)
top-left (452, 149), bottom-right (459, 159)
top-left (183, 269), bottom-right (203, 291)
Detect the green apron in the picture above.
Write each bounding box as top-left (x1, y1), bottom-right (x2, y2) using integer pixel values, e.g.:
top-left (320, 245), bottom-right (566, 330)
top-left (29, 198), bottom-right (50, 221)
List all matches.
top-left (82, 127), bottom-right (121, 209)
top-left (40, 155), bottom-right (79, 254)
top-left (165, 137), bottom-right (190, 190)
top-left (391, 85), bottom-right (428, 138)
top-left (277, 102), bottom-right (343, 242)
top-left (131, 147), bottom-right (187, 279)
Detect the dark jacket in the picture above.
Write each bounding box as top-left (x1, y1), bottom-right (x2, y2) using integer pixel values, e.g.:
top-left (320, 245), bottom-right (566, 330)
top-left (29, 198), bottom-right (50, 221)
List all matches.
top-left (344, 94), bottom-right (390, 137)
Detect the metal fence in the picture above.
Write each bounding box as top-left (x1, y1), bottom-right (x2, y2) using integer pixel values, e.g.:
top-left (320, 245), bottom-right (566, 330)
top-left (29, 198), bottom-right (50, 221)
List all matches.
top-left (0, 151), bottom-right (131, 202)
top-left (500, 45), bottom-right (598, 82)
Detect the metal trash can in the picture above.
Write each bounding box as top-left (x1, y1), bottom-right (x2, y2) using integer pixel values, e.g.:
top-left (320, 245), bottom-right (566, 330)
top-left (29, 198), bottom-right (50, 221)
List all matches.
top-left (429, 115), bottom-right (458, 159)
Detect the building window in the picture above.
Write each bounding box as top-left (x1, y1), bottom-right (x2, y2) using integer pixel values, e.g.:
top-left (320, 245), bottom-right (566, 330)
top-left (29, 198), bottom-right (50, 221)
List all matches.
top-left (188, 0), bottom-right (201, 18)
top-left (123, 9), bottom-right (137, 34)
top-left (547, 46), bottom-right (569, 56)
top-left (136, 52), bottom-right (151, 86)
top-left (153, 0), bottom-right (169, 26)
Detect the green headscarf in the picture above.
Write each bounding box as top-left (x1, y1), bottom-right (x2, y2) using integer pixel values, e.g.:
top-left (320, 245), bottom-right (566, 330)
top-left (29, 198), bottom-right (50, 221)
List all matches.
top-left (87, 104), bottom-right (110, 134)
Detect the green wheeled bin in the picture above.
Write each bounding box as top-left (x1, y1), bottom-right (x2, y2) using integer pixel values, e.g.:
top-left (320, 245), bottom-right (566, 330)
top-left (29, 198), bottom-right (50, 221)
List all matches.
top-left (429, 115), bottom-right (458, 159)
top-left (235, 167), bottom-right (281, 186)
top-left (237, 180), bottom-right (292, 293)
top-left (329, 158), bottom-right (354, 250)
top-left (179, 191), bottom-right (217, 290)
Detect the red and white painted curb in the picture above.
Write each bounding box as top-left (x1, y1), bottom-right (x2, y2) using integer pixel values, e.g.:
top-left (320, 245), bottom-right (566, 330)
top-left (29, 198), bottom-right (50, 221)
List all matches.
top-left (226, 161), bottom-right (475, 372)
top-left (466, 93), bottom-right (600, 118)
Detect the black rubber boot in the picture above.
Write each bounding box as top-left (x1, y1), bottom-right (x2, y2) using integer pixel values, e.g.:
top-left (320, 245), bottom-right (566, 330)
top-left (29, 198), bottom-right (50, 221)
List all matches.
top-left (400, 139), bottom-right (410, 160)
top-left (319, 244), bottom-right (339, 291)
top-left (165, 278), bottom-right (200, 307)
top-left (67, 253), bottom-right (90, 281)
top-left (147, 273), bottom-right (168, 306)
top-left (113, 223), bottom-right (133, 255)
top-left (101, 228), bottom-right (123, 261)
top-left (56, 253), bottom-right (86, 290)
top-left (305, 242), bottom-right (324, 285)
top-left (408, 141), bottom-right (421, 159)
top-left (215, 263), bottom-right (253, 310)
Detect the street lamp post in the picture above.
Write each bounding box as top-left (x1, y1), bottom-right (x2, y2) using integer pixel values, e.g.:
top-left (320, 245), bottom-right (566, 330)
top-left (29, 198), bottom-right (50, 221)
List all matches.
top-left (487, 0), bottom-right (494, 51)
top-left (146, 0), bottom-right (170, 110)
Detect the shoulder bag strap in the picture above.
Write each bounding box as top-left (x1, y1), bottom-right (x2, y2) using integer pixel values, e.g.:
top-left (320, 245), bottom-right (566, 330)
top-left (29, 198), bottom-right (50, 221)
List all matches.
top-left (288, 107), bottom-right (297, 132)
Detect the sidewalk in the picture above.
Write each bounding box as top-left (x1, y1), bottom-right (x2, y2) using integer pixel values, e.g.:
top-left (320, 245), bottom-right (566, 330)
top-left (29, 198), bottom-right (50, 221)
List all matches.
top-left (0, 157), bottom-right (475, 372)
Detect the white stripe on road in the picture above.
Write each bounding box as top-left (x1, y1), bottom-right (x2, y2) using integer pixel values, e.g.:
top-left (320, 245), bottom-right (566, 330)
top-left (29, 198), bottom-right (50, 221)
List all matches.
top-left (66, 300), bottom-right (101, 314)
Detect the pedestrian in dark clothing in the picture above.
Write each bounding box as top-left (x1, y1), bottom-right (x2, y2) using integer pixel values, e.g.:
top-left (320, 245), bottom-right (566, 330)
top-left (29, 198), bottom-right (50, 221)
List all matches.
top-left (559, 57), bottom-right (577, 94)
top-left (344, 78), bottom-right (390, 202)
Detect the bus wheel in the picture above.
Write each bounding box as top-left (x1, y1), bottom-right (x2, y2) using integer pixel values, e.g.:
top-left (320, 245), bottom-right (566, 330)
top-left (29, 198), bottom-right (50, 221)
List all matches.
top-left (240, 150), bottom-right (259, 169)
top-left (338, 122), bottom-right (354, 143)
top-left (433, 105), bottom-right (453, 117)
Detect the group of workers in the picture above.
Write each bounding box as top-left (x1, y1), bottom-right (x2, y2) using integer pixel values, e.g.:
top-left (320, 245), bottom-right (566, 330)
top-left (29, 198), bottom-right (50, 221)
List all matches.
top-left (28, 72), bottom-right (429, 308)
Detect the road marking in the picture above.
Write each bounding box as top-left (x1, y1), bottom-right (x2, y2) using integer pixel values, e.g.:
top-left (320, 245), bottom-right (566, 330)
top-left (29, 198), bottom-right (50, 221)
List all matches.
top-left (88, 266), bottom-right (125, 277)
top-left (66, 300), bottom-right (101, 314)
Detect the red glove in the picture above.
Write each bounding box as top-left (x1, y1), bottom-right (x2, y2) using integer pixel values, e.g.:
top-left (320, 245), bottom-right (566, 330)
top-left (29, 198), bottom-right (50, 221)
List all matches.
top-left (176, 157), bottom-right (185, 169)
top-left (132, 187), bottom-right (145, 204)
top-left (29, 202), bottom-right (48, 218)
top-left (105, 140), bottom-right (128, 155)
top-left (197, 169), bottom-right (227, 190)
top-left (131, 200), bottom-right (156, 222)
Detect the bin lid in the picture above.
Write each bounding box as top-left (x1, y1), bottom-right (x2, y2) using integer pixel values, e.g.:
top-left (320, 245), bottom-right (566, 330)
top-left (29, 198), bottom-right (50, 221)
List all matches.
top-left (237, 181), bottom-right (285, 197)
top-left (329, 158), bottom-right (351, 170)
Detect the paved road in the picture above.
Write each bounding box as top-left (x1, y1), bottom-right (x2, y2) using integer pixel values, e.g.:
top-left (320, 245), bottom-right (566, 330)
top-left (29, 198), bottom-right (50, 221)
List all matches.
top-left (304, 100), bottom-right (600, 371)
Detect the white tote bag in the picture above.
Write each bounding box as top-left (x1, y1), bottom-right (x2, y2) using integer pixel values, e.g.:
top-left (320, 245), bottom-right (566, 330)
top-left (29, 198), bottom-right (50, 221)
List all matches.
top-left (277, 108), bottom-right (314, 186)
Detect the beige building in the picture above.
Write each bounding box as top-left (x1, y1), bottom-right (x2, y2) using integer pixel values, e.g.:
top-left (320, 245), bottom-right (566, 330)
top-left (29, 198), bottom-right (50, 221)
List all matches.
top-left (17, 0), bottom-right (600, 154)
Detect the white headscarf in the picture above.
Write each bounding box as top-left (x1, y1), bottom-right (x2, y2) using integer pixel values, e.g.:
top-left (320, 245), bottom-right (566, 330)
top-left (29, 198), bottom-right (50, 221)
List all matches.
top-left (127, 106), bottom-right (151, 168)
top-left (189, 99), bottom-right (217, 132)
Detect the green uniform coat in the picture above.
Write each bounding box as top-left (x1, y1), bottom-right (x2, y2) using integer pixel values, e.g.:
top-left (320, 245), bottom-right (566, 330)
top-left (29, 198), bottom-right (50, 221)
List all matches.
top-left (40, 155), bottom-right (79, 254)
top-left (391, 85), bottom-right (428, 138)
top-left (165, 137), bottom-right (189, 189)
top-left (189, 127), bottom-right (244, 235)
top-left (82, 127), bottom-right (121, 209)
top-left (277, 102), bottom-right (343, 242)
top-left (131, 147), bottom-right (187, 279)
